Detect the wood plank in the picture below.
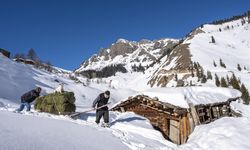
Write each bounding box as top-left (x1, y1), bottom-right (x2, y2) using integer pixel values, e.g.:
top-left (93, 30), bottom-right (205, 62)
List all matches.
top-left (188, 103), bottom-right (200, 126)
top-left (169, 120), bottom-right (180, 144)
top-left (183, 116), bottom-right (188, 143)
top-left (198, 112), bottom-right (205, 116)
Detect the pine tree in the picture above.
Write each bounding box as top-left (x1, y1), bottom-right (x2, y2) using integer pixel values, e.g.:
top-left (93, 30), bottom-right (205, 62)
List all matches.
top-left (200, 67), bottom-right (204, 78)
top-left (226, 75), bottom-right (231, 86)
top-left (175, 74), bottom-right (178, 81)
top-left (231, 74), bottom-right (240, 90)
top-left (193, 62), bottom-right (198, 70)
top-left (207, 71), bottom-right (212, 80)
top-left (215, 74), bottom-right (220, 87)
top-left (220, 77), bottom-right (228, 87)
top-left (219, 59), bottom-right (226, 68)
top-left (237, 64), bottom-right (242, 71)
top-left (213, 60), bottom-right (217, 67)
top-left (191, 69), bottom-right (194, 77)
top-left (196, 69), bottom-right (200, 79)
top-left (201, 75), bottom-right (207, 83)
top-left (211, 36), bottom-right (215, 43)
top-left (44, 61), bottom-right (52, 72)
top-left (241, 84), bottom-right (250, 104)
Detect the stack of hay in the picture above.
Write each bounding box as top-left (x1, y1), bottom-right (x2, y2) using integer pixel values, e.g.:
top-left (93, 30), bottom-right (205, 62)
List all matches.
top-left (35, 91), bottom-right (76, 115)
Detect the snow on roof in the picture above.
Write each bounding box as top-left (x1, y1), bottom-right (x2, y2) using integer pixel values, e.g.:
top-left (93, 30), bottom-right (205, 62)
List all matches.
top-left (140, 87), bottom-right (241, 108)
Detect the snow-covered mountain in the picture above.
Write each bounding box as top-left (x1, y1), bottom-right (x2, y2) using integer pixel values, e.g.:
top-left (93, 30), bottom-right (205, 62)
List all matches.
top-left (75, 38), bottom-right (179, 75)
top-left (149, 15), bottom-right (250, 88)
top-left (75, 13), bottom-right (250, 92)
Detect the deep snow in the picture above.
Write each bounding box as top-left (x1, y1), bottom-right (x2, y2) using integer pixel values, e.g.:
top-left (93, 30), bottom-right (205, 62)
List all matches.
top-left (1, 16), bottom-right (250, 150)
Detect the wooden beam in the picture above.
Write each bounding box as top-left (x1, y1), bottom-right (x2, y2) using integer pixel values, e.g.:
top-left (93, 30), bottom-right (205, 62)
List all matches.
top-left (188, 103), bottom-right (200, 126)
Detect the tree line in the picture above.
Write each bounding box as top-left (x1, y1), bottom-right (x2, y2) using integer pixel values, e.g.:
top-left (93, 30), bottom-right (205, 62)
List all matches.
top-left (14, 48), bottom-right (53, 72)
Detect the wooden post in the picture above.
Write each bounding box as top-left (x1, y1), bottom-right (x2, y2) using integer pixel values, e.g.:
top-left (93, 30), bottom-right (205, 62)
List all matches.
top-left (208, 106), bottom-right (213, 122)
top-left (188, 103), bottom-right (200, 126)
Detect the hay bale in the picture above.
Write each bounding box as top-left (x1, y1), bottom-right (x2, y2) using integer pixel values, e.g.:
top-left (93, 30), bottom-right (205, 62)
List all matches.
top-left (39, 92), bottom-right (75, 105)
top-left (35, 91), bottom-right (76, 115)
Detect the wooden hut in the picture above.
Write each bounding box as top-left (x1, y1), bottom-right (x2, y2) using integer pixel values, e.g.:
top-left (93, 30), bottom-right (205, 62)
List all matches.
top-left (111, 87), bottom-right (241, 145)
top-left (24, 59), bottom-right (36, 65)
top-left (13, 58), bottom-right (36, 65)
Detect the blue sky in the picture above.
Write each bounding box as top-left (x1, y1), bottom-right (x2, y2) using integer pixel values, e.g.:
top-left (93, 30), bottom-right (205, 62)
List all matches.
top-left (0, 0), bottom-right (249, 70)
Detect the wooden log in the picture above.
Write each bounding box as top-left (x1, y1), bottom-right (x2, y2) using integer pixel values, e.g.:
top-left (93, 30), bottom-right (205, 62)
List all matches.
top-left (208, 106), bottom-right (213, 122)
top-left (182, 115), bottom-right (188, 144)
top-left (188, 103), bottom-right (200, 126)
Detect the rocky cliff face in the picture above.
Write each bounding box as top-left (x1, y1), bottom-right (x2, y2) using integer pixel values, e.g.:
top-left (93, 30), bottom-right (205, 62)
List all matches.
top-left (75, 38), bottom-right (179, 77)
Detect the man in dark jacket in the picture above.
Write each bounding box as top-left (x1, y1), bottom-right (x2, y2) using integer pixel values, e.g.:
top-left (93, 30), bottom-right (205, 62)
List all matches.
top-left (16, 87), bottom-right (42, 112)
top-left (92, 90), bottom-right (110, 127)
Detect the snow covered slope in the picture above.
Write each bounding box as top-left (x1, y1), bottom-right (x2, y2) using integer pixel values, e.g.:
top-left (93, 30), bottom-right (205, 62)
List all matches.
top-left (1, 100), bottom-right (250, 150)
top-left (149, 15), bottom-right (250, 88)
top-left (0, 54), bottom-right (136, 110)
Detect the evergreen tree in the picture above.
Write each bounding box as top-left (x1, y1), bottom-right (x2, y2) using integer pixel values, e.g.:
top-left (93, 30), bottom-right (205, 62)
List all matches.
top-left (207, 71), bottom-right (212, 80)
top-left (196, 69), bottom-right (200, 79)
top-left (237, 64), bottom-right (242, 71)
top-left (219, 28), bottom-right (222, 32)
top-left (44, 61), bottom-right (53, 72)
top-left (211, 36), bottom-right (215, 43)
top-left (219, 59), bottom-right (226, 68)
top-left (213, 60), bottom-right (217, 67)
top-left (241, 84), bottom-right (250, 104)
top-left (220, 77), bottom-right (228, 87)
top-left (215, 74), bottom-right (220, 87)
top-left (226, 75), bottom-right (231, 86)
top-left (231, 74), bottom-right (240, 90)
top-left (201, 75), bottom-right (207, 83)
top-left (191, 69), bottom-right (194, 77)
top-left (193, 62), bottom-right (198, 70)
top-left (175, 74), bottom-right (178, 81)
top-left (200, 67), bottom-right (204, 78)
top-left (197, 62), bottom-right (201, 68)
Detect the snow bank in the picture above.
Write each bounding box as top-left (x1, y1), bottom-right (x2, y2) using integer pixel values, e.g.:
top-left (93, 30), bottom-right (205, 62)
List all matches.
top-left (141, 87), bottom-right (241, 108)
top-left (179, 117), bottom-right (250, 150)
top-left (0, 110), bottom-right (128, 150)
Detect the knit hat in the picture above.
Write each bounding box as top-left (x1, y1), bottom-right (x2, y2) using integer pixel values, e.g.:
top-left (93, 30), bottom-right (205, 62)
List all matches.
top-left (105, 90), bottom-right (110, 96)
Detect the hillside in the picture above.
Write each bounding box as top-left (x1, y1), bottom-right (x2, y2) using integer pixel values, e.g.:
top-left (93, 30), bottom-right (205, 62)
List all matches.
top-left (149, 15), bottom-right (250, 89)
top-left (1, 12), bottom-right (250, 150)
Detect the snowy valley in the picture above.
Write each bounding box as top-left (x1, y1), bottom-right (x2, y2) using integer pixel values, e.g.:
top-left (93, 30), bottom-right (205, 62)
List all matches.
top-left (1, 12), bottom-right (250, 150)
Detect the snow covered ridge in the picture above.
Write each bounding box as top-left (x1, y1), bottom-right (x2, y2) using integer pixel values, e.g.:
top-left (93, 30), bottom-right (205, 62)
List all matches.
top-left (140, 87), bottom-right (241, 108)
top-left (148, 13), bottom-right (250, 88)
top-left (75, 38), bottom-right (179, 73)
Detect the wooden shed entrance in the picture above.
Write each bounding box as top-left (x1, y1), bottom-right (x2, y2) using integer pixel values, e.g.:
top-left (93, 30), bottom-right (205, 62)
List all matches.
top-left (111, 95), bottom-right (239, 145)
